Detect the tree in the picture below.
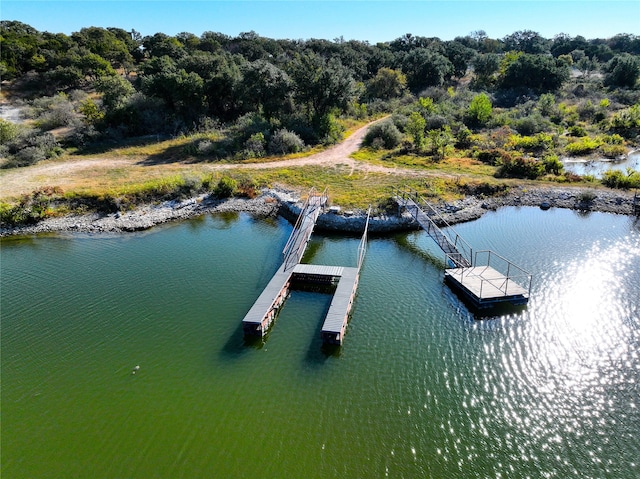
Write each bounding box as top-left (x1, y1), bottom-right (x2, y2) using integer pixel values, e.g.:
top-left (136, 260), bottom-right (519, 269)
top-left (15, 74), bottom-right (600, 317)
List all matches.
top-left (402, 48), bottom-right (453, 92)
top-left (472, 53), bottom-right (500, 85)
top-left (71, 27), bottom-right (133, 69)
top-left (498, 53), bottom-right (570, 92)
top-left (428, 126), bottom-right (454, 161)
top-left (240, 60), bottom-right (292, 119)
top-left (466, 93), bottom-right (492, 126)
top-left (604, 53), bottom-right (640, 88)
top-left (366, 67), bottom-right (407, 99)
top-left (443, 40), bottom-right (476, 78)
top-left (406, 111), bottom-right (426, 150)
top-left (503, 30), bottom-right (549, 54)
top-left (288, 52), bottom-right (356, 121)
top-left (95, 75), bottom-right (135, 110)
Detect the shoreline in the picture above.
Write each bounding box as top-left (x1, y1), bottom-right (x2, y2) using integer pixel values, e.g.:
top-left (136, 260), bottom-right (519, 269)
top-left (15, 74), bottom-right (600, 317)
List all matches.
top-left (1, 185), bottom-right (637, 238)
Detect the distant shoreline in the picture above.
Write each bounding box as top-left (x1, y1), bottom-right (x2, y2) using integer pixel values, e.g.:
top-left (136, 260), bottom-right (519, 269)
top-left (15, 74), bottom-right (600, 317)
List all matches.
top-left (1, 185), bottom-right (637, 238)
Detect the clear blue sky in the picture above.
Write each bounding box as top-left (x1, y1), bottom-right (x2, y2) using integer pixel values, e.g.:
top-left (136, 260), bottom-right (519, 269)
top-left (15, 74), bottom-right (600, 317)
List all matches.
top-left (2, 1), bottom-right (639, 43)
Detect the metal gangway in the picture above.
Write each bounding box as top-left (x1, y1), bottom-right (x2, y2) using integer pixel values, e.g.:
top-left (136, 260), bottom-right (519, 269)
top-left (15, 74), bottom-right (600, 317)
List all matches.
top-left (392, 186), bottom-right (472, 268)
top-left (282, 187), bottom-right (328, 270)
top-left (392, 185), bottom-right (532, 309)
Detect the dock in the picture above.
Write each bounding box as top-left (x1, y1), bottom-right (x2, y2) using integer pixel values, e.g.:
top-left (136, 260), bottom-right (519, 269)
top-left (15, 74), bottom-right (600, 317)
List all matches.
top-left (393, 186), bottom-right (532, 309)
top-left (242, 188), bottom-right (370, 345)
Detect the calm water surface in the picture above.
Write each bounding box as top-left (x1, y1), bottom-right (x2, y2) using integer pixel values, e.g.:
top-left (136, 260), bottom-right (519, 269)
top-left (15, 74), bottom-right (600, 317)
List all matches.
top-left (2, 208), bottom-right (639, 478)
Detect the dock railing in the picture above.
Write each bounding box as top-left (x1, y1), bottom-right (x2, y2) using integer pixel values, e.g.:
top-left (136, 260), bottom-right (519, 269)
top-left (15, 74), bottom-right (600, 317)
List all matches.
top-left (455, 250), bottom-right (533, 298)
top-left (282, 187), bottom-right (328, 266)
top-left (392, 186), bottom-right (473, 267)
top-left (357, 207), bottom-right (371, 270)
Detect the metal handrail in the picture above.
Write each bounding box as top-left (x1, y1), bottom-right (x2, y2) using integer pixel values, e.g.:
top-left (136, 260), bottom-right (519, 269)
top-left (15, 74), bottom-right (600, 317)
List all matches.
top-left (357, 207), bottom-right (371, 270)
top-left (282, 187), bottom-right (316, 258)
top-left (392, 185), bottom-right (473, 267)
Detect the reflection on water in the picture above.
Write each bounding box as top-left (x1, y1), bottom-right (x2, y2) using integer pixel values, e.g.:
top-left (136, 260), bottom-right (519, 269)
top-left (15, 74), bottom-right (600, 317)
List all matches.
top-left (562, 150), bottom-right (640, 178)
top-left (1, 208), bottom-right (639, 478)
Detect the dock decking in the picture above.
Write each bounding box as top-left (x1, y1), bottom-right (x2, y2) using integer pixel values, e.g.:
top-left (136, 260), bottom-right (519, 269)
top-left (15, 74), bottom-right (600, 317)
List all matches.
top-left (241, 188), bottom-right (370, 345)
top-left (394, 186), bottom-right (532, 310)
top-left (444, 266), bottom-right (529, 308)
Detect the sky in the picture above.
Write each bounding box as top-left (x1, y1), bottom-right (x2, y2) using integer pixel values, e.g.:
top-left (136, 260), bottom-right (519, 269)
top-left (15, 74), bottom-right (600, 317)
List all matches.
top-left (2, 0), bottom-right (639, 43)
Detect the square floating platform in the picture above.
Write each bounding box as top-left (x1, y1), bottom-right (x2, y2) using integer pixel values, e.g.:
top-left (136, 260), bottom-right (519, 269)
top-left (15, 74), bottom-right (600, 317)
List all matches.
top-left (444, 266), bottom-right (530, 308)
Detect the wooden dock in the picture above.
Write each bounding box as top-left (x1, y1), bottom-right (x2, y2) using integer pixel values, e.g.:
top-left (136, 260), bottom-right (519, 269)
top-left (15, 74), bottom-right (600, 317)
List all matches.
top-left (241, 188), bottom-right (370, 346)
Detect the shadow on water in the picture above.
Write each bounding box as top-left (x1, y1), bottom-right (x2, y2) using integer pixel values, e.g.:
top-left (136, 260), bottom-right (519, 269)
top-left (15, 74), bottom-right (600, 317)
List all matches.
top-left (392, 233), bottom-right (447, 269)
top-left (219, 321), bottom-right (267, 360)
top-left (304, 294), bottom-right (342, 366)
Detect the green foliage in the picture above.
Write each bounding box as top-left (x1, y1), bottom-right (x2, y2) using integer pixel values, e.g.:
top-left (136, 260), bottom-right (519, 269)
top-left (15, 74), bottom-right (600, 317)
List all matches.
top-left (363, 120), bottom-right (403, 149)
top-left (428, 126), bottom-right (454, 161)
top-left (268, 129), bottom-right (305, 155)
top-left (214, 176), bottom-right (237, 198)
top-left (495, 156), bottom-right (545, 179)
top-left (565, 137), bottom-right (600, 155)
top-left (542, 155), bottom-right (564, 175)
top-left (499, 53), bottom-right (570, 92)
top-left (608, 103), bottom-right (640, 138)
top-left (601, 168), bottom-right (640, 189)
top-left (466, 93), bottom-right (492, 126)
top-left (0, 186), bottom-right (63, 226)
top-left (402, 48), bottom-right (453, 91)
top-left (366, 67), bottom-right (407, 100)
top-left (604, 54), bottom-right (640, 88)
top-left (0, 119), bottom-right (19, 143)
top-left (1, 129), bottom-right (63, 168)
top-left (506, 132), bottom-right (554, 152)
top-left (406, 111), bottom-right (426, 149)
top-left (568, 125), bottom-right (587, 137)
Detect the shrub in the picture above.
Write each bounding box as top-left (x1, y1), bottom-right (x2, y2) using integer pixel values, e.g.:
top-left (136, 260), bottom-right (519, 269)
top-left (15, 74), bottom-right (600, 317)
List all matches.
top-left (268, 129), bottom-right (305, 155)
top-left (542, 155), bottom-right (564, 175)
top-left (243, 132), bottom-right (266, 158)
top-left (214, 176), bottom-right (237, 198)
top-left (513, 113), bottom-right (550, 135)
top-left (476, 148), bottom-right (512, 166)
top-left (363, 120), bottom-right (403, 149)
top-left (601, 169), bottom-right (640, 189)
top-left (466, 93), bottom-right (493, 127)
top-left (565, 137), bottom-right (600, 155)
top-left (495, 156), bottom-right (545, 179)
top-left (506, 132), bottom-right (554, 152)
top-left (568, 125), bottom-right (587, 137)
top-left (1, 129), bottom-right (62, 168)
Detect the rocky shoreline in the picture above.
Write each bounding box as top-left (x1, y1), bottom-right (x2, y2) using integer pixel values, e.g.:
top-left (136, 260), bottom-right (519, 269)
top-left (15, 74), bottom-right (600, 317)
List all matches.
top-left (1, 185), bottom-right (637, 237)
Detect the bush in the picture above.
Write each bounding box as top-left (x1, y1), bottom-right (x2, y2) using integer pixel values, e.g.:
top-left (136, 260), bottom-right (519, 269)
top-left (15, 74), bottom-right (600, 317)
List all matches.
top-left (495, 156), bottom-right (545, 179)
top-left (363, 120), bottom-right (403, 149)
top-left (601, 169), bottom-right (640, 189)
top-left (1, 129), bottom-right (63, 168)
top-left (542, 155), bottom-right (564, 175)
top-left (242, 132), bottom-right (266, 158)
top-left (214, 176), bottom-right (237, 198)
top-left (506, 132), bottom-right (554, 152)
top-left (268, 129), bottom-right (305, 155)
top-left (565, 137), bottom-right (600, 155)
top-left (568, 125), bottom-right (587, 137)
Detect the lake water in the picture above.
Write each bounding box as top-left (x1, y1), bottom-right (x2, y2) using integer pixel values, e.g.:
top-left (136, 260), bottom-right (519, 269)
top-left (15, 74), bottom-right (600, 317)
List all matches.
top-left (562, 149), bottom-right (640, 178)
top-left (2, 207), bottom-right (639, 478)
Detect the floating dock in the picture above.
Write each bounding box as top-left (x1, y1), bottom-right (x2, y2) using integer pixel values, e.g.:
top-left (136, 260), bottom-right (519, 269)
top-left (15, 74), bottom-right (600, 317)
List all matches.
top-left (241, 188), bottom-right (370, 345)
top-left (394, 186), bottom-right (532, 310)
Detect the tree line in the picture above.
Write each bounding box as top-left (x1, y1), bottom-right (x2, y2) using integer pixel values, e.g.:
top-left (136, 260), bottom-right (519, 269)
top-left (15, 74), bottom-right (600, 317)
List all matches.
top-left (1, 21), bottom-right (639, 171)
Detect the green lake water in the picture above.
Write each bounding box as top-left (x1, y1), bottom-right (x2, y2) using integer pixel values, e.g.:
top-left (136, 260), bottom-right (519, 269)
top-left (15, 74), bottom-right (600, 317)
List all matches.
top-left (2, 207), bottom-right (639, 478)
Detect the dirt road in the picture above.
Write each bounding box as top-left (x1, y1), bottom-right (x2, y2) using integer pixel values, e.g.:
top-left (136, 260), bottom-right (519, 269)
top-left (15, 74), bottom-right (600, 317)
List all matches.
top-left (1, 118), bottom-right (412, 200)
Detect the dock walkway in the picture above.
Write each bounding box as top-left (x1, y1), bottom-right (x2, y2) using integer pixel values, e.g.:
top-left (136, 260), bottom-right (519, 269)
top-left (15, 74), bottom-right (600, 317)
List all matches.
top-left (393, 186), bottom-right (532, 309)
top-left (242, 188), bottom-right (370, 345)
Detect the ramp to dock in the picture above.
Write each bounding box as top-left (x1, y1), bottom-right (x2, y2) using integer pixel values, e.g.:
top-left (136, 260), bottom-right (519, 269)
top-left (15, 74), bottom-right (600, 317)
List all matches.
top-left (393, 186), bottom-right (532, 309)
top-left (241, 190), bottom-right (370, 345)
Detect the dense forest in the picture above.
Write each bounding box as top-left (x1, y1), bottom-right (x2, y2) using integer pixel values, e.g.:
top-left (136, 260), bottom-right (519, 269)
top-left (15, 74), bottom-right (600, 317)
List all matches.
top-left (1, 21), bottom-right (639, 190)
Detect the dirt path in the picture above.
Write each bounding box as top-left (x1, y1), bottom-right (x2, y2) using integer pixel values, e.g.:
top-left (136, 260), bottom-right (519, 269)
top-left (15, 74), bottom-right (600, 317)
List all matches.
top-left (1, 117), bottom-right (415, 200)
